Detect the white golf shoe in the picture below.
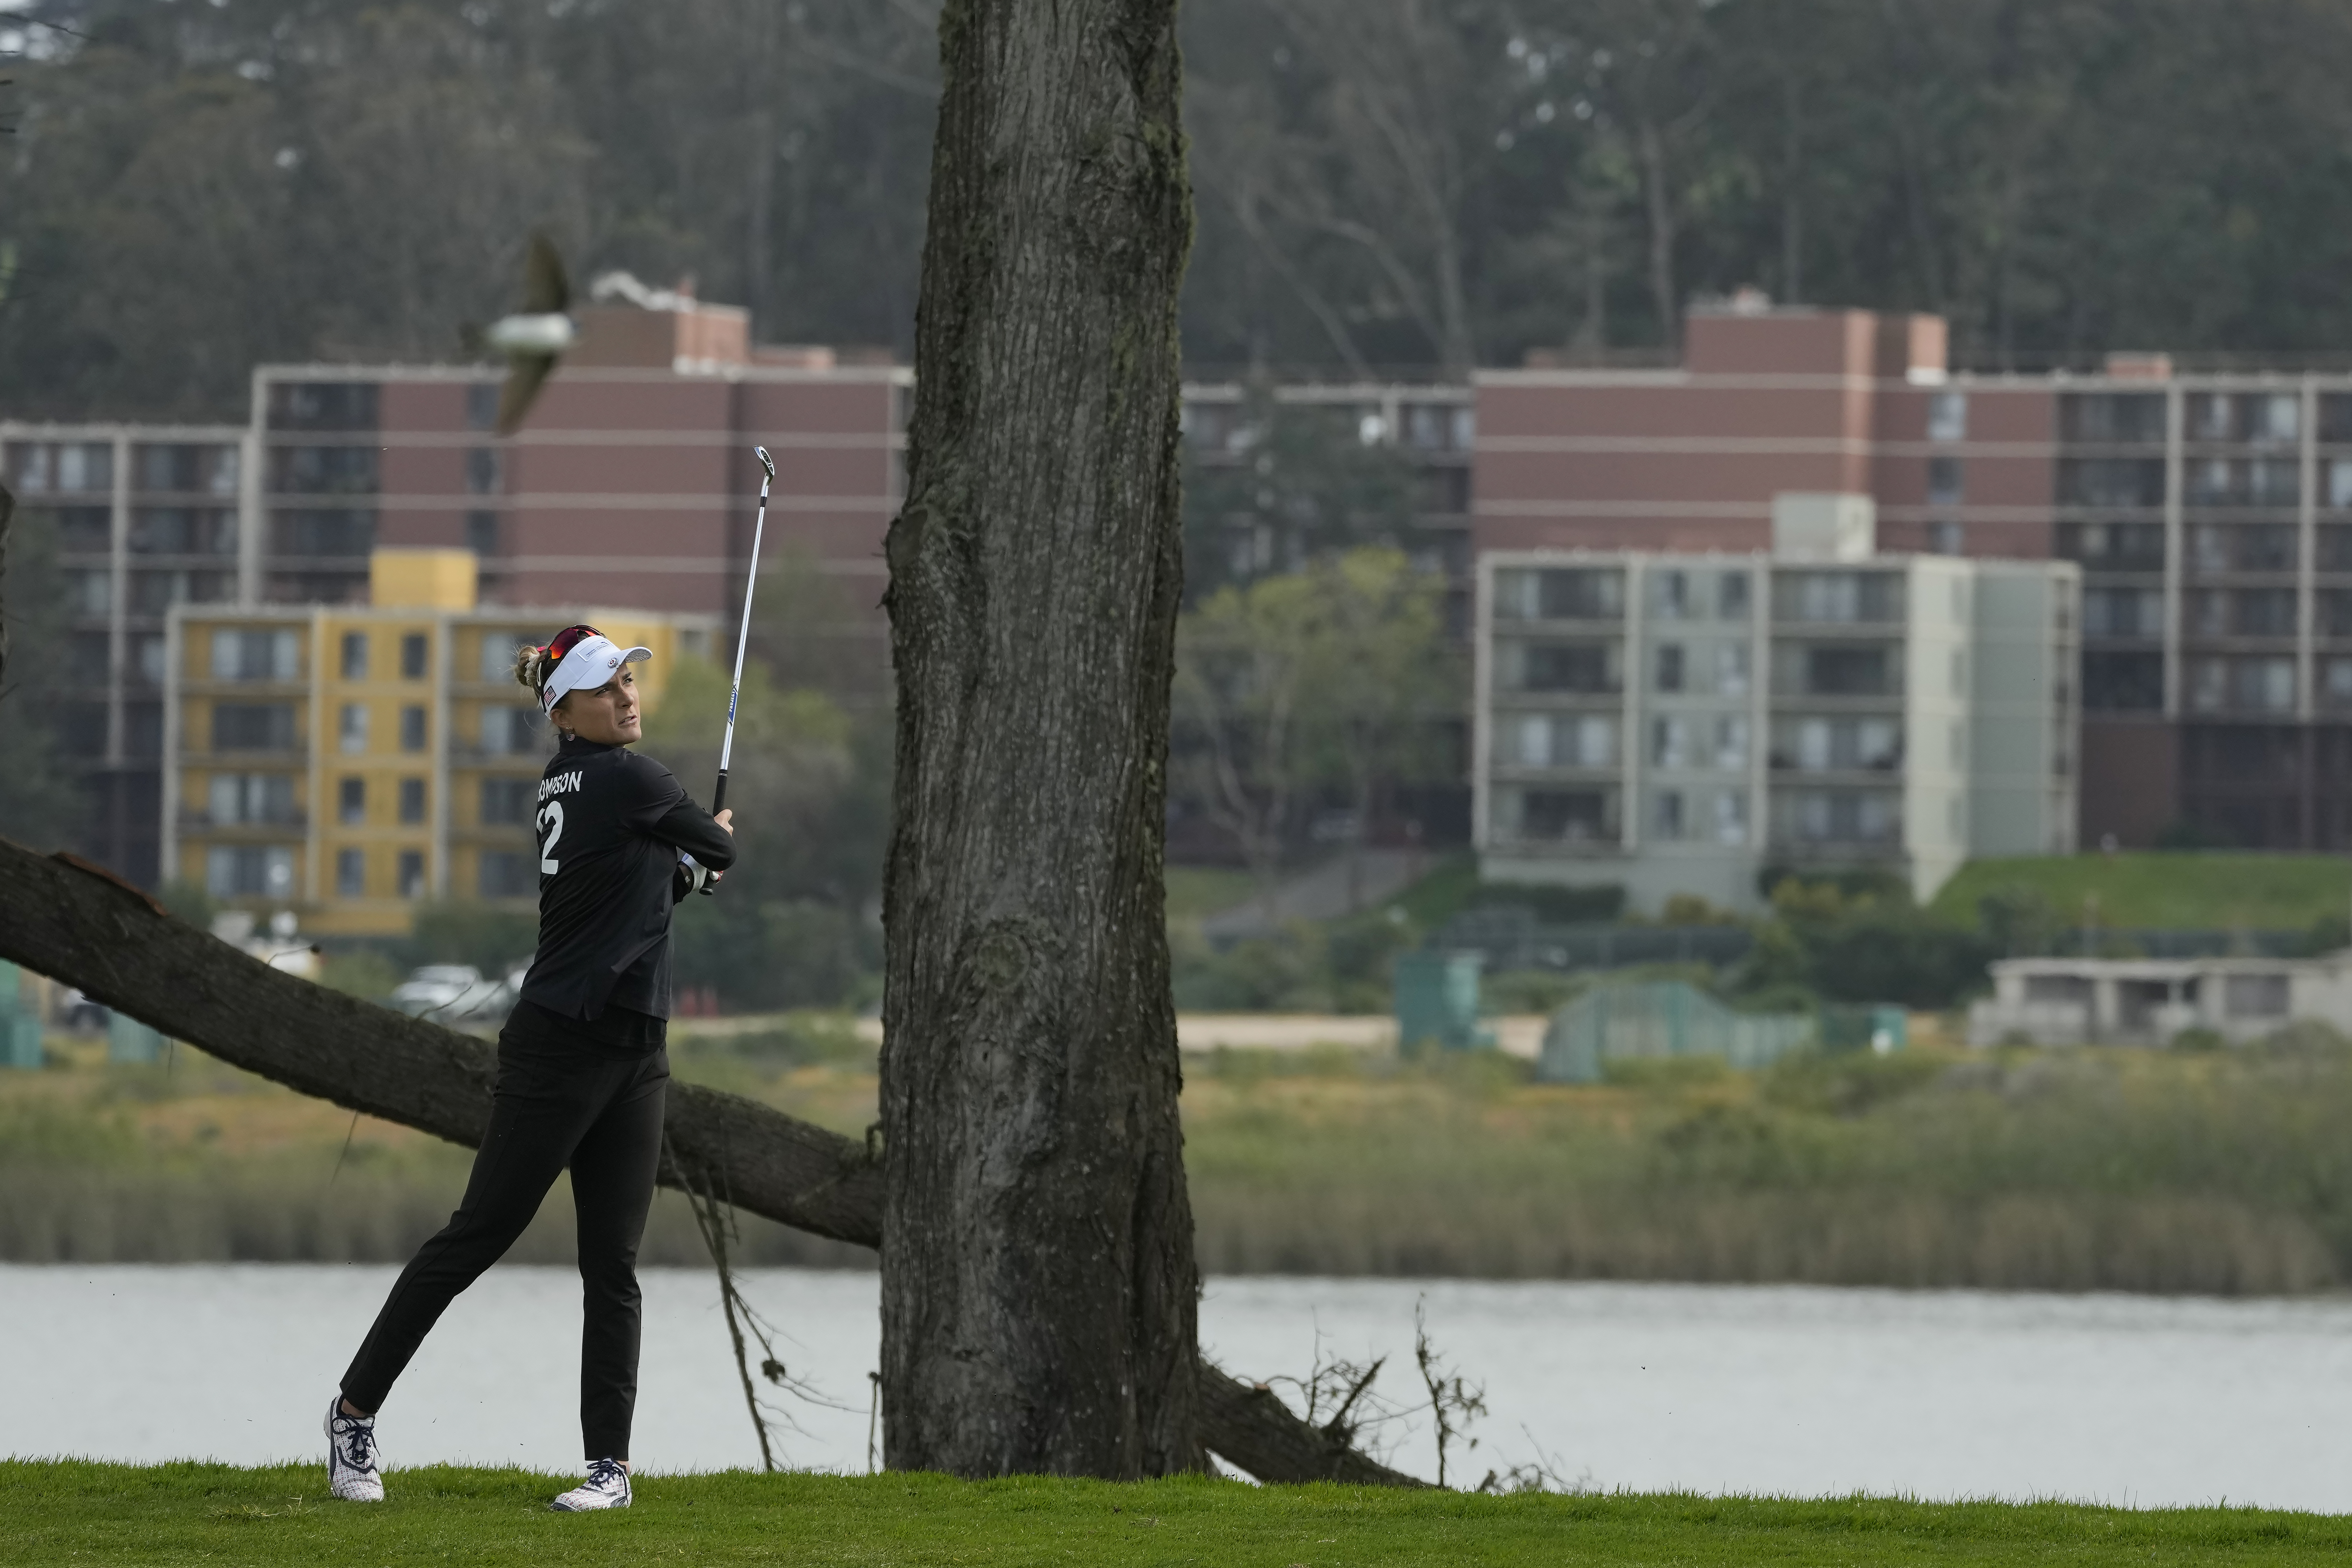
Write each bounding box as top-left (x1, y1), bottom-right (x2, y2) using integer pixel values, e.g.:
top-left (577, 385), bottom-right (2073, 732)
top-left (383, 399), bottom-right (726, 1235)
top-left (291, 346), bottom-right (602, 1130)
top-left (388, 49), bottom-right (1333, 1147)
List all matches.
top-left (324, 1397), bottom-right (384, 1502)
top-left (550, 1458), bottom-right (632, 1512)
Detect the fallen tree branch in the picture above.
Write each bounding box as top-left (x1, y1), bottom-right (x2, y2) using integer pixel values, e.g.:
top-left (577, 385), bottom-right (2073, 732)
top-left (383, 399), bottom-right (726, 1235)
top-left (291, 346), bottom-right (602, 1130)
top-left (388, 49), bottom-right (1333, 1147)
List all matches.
top-left (0, 835), bottom-right (1423, 1487)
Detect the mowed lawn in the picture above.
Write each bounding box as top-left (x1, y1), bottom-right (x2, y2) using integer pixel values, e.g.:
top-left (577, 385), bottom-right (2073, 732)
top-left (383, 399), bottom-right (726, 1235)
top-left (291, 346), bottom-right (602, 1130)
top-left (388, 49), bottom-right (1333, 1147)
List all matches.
top-left (1930, 852), bottom-right (2352, 931)
top-left (5, 1463), bottom-right (2347, 1566)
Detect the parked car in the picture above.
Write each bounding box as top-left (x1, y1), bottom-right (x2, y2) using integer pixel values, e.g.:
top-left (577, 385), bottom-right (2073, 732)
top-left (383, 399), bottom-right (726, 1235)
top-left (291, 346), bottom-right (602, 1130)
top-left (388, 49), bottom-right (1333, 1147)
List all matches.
top-left (390, 964), bottom-right (501, 1020)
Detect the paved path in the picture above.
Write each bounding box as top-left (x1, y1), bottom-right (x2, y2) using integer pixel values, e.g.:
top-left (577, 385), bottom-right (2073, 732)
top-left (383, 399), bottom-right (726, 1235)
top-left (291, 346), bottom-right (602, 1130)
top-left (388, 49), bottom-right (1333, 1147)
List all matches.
top-left (1198, 849), bottom-right (1430, 942)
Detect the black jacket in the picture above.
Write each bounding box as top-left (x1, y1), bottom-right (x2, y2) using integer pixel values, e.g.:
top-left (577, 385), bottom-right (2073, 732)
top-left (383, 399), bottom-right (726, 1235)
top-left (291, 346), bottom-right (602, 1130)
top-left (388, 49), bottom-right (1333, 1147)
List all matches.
top-left (516, 735), bottom-right (736, 1023)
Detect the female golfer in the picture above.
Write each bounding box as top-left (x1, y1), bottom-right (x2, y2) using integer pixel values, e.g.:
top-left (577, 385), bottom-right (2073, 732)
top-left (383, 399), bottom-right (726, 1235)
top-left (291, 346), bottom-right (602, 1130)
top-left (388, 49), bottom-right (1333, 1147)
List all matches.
top-left (323, 624), bottom-right (736, 1512)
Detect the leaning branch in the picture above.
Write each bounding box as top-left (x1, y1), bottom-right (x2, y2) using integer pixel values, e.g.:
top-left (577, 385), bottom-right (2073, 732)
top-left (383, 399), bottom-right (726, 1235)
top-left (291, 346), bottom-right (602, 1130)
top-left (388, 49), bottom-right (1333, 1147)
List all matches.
top-left (0, 836), bottom-right (1423, 1488)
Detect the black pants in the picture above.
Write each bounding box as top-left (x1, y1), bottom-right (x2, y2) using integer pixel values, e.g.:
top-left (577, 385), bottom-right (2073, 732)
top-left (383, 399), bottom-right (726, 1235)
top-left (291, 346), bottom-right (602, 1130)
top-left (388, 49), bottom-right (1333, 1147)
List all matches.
top-left (341, 1020), bottom-right (669, 1462)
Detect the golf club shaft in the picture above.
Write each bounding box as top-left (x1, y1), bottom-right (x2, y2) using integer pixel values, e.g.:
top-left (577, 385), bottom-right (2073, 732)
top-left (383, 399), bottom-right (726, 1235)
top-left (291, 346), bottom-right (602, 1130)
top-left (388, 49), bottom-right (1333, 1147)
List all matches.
top-left (712, 448), bottom-right (775, 819)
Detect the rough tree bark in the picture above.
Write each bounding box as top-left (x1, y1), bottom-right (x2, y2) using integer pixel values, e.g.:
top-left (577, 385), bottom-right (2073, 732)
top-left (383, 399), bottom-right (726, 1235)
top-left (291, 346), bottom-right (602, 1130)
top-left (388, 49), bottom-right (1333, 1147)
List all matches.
top-left (880, 0), bottom-right (1199, 1478)
top-left (0, 837), bottom-right (1421, 1487)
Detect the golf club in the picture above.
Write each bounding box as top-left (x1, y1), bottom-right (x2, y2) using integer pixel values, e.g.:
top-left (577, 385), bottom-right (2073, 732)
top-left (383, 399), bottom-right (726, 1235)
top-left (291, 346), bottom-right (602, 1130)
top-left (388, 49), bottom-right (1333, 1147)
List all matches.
top-left (697, 444), bottom-right (775, 893)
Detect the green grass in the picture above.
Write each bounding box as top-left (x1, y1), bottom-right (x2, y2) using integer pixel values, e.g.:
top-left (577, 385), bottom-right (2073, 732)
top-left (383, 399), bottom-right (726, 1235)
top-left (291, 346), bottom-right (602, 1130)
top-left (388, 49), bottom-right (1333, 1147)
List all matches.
top-left (5, 1462), bottom-right (2345, 1566)
top-left (1388, 852), bottom-right (1480, 928)
top-left (1931, 852), bottom-right (2352, 930)
top-left (1166, 865), bottom-right (1260, 926)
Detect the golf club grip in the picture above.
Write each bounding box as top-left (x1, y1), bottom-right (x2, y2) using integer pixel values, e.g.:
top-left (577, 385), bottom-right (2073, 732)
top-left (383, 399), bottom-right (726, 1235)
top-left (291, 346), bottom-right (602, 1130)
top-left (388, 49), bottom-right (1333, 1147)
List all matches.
top-left (695, 770), bottom-right (729, 897)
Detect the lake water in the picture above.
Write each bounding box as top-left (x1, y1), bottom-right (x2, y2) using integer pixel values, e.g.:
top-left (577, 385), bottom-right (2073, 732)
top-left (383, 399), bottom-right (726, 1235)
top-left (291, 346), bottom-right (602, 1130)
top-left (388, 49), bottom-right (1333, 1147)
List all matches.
top-left (8, 1264), bottom-right (2352, 1510)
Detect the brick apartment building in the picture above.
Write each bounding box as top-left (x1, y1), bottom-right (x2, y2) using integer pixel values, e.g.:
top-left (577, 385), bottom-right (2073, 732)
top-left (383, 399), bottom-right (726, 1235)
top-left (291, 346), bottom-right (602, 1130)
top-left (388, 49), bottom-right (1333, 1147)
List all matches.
top-left (1476, 301), bottom-right (2352, 854)
top-left (18, 282), bottom-right (2352, 894)
top-left (3, 289), bottom-right (906, 886)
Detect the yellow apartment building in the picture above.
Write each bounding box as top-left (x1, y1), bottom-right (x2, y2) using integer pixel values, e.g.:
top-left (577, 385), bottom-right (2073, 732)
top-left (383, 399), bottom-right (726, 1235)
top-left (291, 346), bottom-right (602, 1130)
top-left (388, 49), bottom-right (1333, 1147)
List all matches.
top-left (162, 549), bottom-right (715, 936)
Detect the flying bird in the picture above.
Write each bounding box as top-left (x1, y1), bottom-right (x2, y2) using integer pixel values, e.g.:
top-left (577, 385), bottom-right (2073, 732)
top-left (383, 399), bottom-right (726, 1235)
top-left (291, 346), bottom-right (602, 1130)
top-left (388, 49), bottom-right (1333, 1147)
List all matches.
top-left (467, 232), bottom-right (575, 436)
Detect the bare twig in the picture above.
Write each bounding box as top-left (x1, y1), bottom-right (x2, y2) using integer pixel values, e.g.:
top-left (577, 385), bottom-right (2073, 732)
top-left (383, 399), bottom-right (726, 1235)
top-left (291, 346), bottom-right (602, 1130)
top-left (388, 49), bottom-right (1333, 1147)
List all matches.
top-left (1412, 1295), bottom-right (1487, 1489)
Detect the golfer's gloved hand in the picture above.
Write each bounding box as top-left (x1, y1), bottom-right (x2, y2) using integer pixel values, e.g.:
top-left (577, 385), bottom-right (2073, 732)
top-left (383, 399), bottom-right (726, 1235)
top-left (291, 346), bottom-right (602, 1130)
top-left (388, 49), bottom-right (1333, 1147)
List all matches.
top-left (676, 852), bottom-right (714, 900)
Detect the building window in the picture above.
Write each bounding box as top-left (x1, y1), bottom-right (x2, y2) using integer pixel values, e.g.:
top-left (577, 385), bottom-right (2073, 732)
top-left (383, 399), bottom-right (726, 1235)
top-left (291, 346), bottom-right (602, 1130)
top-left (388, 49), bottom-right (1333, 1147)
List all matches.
top-left (337, 848), bottom-right (366, 898)
top-left (1791, 791), bottom-right (1898, 845)
top-left (481, 706), bottom-right (540, 754)
top-left (481, 633), bottom-right (532, 683)
top-left (466, 510), bottom-right (499, 555)
top-left (1928, 521), bottom-right (1965, 556)
top-left (340, 703), bottom-right (369, 754)
top-left (206, 844), bottom-right (295, 898)
top-left (1654, 644), bottom-right (1685, 692)
top-left (7, 440), bottom-right (114, 493)
top-left (1652, 790), bottom-right (1684, 840)
top-left (1927, 457), bottom-right (1964, 507)
top-left (210, 628), bottom-right (298, 681)
top-left (267, 381), bottom-right (380, 431)
top-left (2234, 657), bottom-right (2295, 712)
top-left (2327, 658), bottom-right (2352, 708)
top-left (466, 383), bottom-right (499, 431)
top-left (275, 510), bottom-right (377, 557)
top-left (211, 703), bottom-right (294, 752)
top-left (400, 633), bottom-right (428, 680)
top-left (1714, 716), bottom-right (1748, 770)
top-left (207, 772), bottom-right (297, 825)
top-left (2253, 393), bottom-right (2300, 445)
top-left (1715, 644), bottom-right (1750, 697)
top-left (1651, 717), bottom-right (1689, 769)
top-left (268, 445), bottom-right (380, 495)
top-left (2331, 459), bottom-right (2352, 512)
top-left (1927, 391), bottom-right (1967, 442)
top-left (1714, 790), bottom-right (1747, 846)
top-left (397, 850), bottom-right (426, 900)
top-left (1520, 789), bottom-right (1610, 843)
top-left (1655, 571), bottom-right (1689, 619)
top-left (400, 706), bottom-right (427, 751)
top-left (398, 778), bottom-right (427, 824)
top-left (2225, 974), bottom-right (2290, 1019)
top-left (342, 632), bottom-right (368, 678)
top-left (480, 851), bottom-right (531, 898)
top-left (1496, 568), bottom-right (1623, 621)
top-left (481, 778), bottom-right (534, 824)
top-left (2057, 458), bottom-right (2165, 508)
top-left (1518, 642), bottom-right (1619, 694)
top-left (465, 448), bottom-right (502, 495)
top-left (339, 777), bottom-right (366, 824)
top-left (1716, 573), bottom-right (1751, 620)
top-left (2189, 657), bottom-right (2227, 712)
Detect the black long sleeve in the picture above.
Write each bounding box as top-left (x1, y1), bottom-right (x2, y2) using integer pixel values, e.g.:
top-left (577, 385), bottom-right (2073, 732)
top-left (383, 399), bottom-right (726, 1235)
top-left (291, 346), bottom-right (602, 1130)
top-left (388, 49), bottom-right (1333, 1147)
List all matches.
top-left (648, 796), bottom-right (737, 871)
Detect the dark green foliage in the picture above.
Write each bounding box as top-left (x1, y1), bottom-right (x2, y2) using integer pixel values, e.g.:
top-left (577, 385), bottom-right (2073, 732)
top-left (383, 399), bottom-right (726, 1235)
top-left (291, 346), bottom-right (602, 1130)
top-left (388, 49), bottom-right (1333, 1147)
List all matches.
top-left (669, 894), bottom-right (877, 1014)
top-left (16, 5), bottom-right (2352, 418)
top-left (1180, 383), bottom-right (1418, 602)
top-left (1730, 877), bottom-right (1996, 1011)
top-left (1469, 882), bottom-right (1626, 925)
top-left (0, 504), bottom-right (88, 851)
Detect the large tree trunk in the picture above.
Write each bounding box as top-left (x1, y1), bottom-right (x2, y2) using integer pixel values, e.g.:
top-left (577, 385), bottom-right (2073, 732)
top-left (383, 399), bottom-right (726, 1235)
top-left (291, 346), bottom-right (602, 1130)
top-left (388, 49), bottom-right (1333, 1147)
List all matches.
top-left (881, 0), bottom-right (1198, 1478)
top-left (0, 838), bottom-right (1422, 1486)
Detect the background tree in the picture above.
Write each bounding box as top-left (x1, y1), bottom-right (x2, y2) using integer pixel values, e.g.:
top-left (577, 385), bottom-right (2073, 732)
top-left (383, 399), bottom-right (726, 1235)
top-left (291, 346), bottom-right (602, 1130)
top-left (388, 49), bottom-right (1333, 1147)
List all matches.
top-left (1173, 547), bottom-right (1458, 910)
top-left (1179, 381), bottom-right (1418, 602)
top-left (0, 496), bottom-right (88, 850)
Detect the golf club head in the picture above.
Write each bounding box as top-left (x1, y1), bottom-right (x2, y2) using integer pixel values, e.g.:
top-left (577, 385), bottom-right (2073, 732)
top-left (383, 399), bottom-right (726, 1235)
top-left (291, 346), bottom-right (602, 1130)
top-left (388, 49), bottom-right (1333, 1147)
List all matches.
top-left (754, 445), bottom-right (775, 479)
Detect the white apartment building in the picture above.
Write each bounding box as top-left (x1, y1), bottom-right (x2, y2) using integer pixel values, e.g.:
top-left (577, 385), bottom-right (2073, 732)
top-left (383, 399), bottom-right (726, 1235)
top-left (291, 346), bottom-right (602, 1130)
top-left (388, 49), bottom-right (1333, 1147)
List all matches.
top-left (1473, 496), bottom-right (2080, 913)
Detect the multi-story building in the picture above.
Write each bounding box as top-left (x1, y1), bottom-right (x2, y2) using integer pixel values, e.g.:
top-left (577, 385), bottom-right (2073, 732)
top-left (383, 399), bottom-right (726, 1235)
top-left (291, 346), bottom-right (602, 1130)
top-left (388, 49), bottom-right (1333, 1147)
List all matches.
top-left (162, 548), bottom-right (713, 936)
top-left (4, 287), bottom-right (901, 886)
top-left (1473, 301), bottom-right (2352, 852)
top-left (1473, 497), bottom-right (2077, 912)
top-left (1, 421), bottom-right (258, 885)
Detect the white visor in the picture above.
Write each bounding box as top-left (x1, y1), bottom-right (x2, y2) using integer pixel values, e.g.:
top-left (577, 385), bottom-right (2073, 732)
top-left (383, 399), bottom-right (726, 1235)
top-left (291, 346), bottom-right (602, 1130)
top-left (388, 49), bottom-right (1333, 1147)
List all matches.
top-left (542, 633), bottom-right (651, 715)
